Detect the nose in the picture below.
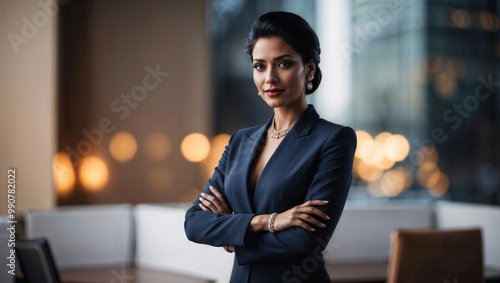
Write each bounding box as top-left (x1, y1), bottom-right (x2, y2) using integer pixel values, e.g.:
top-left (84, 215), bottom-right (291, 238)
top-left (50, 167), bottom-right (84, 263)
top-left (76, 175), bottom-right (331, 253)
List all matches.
top-left (265, 67), bottom-right (279, 85)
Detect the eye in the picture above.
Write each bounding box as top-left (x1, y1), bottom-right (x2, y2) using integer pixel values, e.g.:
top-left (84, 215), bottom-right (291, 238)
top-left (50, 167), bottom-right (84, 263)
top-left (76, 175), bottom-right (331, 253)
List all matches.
top-left (253, 64), bottom-right (265, 71)
top-left (278, 61), bottom-right (293, 68)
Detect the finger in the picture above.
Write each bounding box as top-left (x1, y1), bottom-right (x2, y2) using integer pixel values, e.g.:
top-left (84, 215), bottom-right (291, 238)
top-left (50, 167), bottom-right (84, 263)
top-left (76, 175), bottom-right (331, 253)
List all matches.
top-left (199, 203), bottom-right (210, 212)
top-left (298, 213), bottom-right (326, 228)
top-left (210, 186), bottom-right (229, 212)
top-left (295, 219), bottom-right (316, 232)
top-left (299, 206), bottom-right (330, 220)
top-left (298, 206), bottom-right (330, 220)
top-left (300, 200), bottom-right (329, 207)
top-left (201, 193), bottom-right (223, 213)
top-left (199, 196), bottom-right (219, 213)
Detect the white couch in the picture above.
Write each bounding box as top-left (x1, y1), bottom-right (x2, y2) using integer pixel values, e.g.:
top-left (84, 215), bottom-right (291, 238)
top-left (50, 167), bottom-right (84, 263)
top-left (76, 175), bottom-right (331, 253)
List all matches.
top-left (23, 200), bottom-right (500, 282)
top-left (25, 204), bottom-right (134, 270)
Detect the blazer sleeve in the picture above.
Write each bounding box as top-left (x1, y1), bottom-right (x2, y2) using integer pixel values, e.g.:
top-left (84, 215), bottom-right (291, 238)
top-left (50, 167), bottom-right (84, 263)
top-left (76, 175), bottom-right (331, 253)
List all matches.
top-left (234, 126), bottom-right (357, 265)
top-left (184, 130), bottom-right (256, 247)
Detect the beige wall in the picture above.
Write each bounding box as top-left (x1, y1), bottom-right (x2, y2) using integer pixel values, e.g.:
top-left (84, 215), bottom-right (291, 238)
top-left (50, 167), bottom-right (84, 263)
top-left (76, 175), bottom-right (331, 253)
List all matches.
top-left (0, 0), bottom-right (211, 211)
top-left (58, 0), bottom-right (211, 205)
top-left (0, 0), bottom-right (58, 214)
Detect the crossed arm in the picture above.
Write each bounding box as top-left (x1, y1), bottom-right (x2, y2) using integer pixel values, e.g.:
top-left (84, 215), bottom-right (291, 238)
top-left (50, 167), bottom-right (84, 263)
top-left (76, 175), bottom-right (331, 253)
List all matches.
top-left (198, 185), bottom-right (330, 252)
top-left (185, 126), bottom-right (356, 263)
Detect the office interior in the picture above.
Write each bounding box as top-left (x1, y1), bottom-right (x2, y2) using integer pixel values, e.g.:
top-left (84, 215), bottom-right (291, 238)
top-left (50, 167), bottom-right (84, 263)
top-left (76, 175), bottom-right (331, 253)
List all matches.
top-left (1, 0), bottom-right (499, 282)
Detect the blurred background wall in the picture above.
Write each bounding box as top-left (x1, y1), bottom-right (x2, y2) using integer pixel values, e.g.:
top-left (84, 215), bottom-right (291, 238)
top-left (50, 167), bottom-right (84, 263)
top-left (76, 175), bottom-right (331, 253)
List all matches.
top-left (1, 0), bottom-right (499, 214)
top-left (0, 0), bottom-right (58, 212)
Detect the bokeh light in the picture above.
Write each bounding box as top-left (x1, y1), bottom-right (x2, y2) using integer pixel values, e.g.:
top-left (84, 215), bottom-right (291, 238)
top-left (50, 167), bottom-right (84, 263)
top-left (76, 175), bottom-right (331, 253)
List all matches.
top-left (357, 159), bottom-right (383, 182)
top-left (147, 166), bottom-right (175, 193)
top-left (451, 9), bottom-right (470, 29)
top-left (417, 161), bottom-right (439, 188)
top-left (52, 152), bottom-right (76, 196)
top-left (144, 132), bottom-right (171, 161)
top-left (427, 171), bottom-right (450, 197)
top-left (202, 133), bottom-right (231, 179)
top-left (380, 169), bottom-right (406, 197)
top-left (181, 133), bottom-right (210, 162)
top-left (355, 130), bottom-right (373, 159)
top-left (479, 11), bottom-right (499, 32)
top-left (109, 131), bottom-right (138, 162)
top-left (416, 146), bottom-right (439, 165)
top-left (79, 156), bottom-right (109, 191)
top-left (367, 179), bottom-right (384, 198)
top-left (384, 134), bottom-right (410, 161)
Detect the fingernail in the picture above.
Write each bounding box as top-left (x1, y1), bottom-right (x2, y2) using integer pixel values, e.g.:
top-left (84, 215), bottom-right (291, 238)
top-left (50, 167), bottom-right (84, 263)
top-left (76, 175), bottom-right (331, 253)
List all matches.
top-left (321, 223), bottom-right (326, 228)
top-left (201, 193), bottom-right (205, 196)
top-left (326, 215), bottom-right (330, 220)
top-left (198, 203), bottom-right (203, 208)
top-left (323, 200), bottom-right (329, 204)
top-left (310, 228), bottom-right (316, 232)
top-left (199, 197), bottom-right (203, 201)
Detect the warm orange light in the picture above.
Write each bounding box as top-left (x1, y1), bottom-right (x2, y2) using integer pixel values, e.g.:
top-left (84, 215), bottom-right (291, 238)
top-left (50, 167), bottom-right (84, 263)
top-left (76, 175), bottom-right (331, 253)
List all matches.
top-left (427, 171), bottom-right (450, 197)
top-left (79, 156), bottom-right (109, 191)
top-left (451, 9), bottom-right (470, 29)
top-left (202, 134), bottom-right (231, 179)
top-left (394, 166), bottom-right (413, 190)
top-left (355, 131), bottom-right (373, 158)
top-left (52, 152), bottom-right (76, 196)
top-left (109, 131), bottom-right (137, 162)
top-left (181, 133), bottom-right (210, 162)
top-left (417, 161), bottom-right (439, 188)
top-left (380, 170), bottom-right (406, 197)
top-left (373, 153), bottom-right (396, 171)
top-left (384, 134), bottom-right (410, 162)
top-left (375, 132), bottom-right (392, 145)
top-left (369, 141), bottom-right (385, 164)
top-left (147, 166), bottom-right (174, 193)
top-left (367, 180), bottom-right (384, 198)
top-left (416, 146), bottom-right (439, 165)
top-left (357, 160), bottom-right (383, 182)
top-left (144, 132), bottom-right (171, 161)
top-left (352, 157), bottom-right (360, 178)
top-left (479, 11), bottom-right (499, 32)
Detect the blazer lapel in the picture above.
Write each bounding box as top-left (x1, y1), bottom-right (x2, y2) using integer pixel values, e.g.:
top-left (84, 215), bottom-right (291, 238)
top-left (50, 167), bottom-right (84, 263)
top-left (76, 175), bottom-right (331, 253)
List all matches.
top-left (229, 117), bottom-right (272, 214)
top-left (252, 105), bottom-right (320, 212)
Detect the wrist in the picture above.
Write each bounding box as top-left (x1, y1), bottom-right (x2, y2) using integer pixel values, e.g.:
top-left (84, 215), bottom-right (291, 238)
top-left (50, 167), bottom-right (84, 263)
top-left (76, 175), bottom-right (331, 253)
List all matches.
top-left (248, 214), bottom-right (270, 233)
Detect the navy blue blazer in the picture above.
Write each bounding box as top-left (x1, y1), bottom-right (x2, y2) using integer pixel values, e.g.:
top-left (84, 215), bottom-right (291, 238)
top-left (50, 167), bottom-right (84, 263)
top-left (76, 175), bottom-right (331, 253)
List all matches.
top-left (185, 105), bottom-right (356, 283)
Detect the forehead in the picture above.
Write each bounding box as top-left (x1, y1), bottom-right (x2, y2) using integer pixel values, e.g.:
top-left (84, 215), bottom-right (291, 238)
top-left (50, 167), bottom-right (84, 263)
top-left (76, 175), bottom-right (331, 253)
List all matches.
top-left (252, 36), bottom-right (300, 60)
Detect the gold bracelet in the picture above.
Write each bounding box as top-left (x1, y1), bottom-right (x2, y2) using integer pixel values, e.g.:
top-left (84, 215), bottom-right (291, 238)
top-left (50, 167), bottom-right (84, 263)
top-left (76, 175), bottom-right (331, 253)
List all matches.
top-left (269, 212), bottom-right (277, 233)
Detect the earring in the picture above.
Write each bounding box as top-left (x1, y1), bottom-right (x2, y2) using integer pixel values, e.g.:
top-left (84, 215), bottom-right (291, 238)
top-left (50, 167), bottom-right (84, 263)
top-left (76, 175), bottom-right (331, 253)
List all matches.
top-left (258, 92), bottom-right (261, 96)
top-left (307, 75), bottom-right (314, 91)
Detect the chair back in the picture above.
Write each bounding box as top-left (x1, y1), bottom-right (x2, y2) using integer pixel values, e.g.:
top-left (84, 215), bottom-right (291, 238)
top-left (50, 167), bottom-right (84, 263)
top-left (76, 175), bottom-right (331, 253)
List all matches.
top-left (387, 228), bottom-right (484, 283)
top-left (16, 237), bottom-right (61, 283)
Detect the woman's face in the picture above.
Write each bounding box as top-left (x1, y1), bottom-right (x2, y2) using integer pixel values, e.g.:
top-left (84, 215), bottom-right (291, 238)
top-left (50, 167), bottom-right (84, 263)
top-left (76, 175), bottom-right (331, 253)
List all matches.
top-left (252, 36), bottom-right (313, 109)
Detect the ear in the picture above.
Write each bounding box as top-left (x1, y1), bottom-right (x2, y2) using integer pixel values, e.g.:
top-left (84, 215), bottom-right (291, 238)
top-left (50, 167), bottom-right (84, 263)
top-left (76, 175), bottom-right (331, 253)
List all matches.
top-left (306, 59), bottom-right (317, 78)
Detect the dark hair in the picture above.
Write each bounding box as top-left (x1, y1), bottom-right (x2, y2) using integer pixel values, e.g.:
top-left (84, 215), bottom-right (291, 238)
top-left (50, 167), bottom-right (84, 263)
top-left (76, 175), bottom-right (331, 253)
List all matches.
top-left (245, 11), bottom-right (322, 94)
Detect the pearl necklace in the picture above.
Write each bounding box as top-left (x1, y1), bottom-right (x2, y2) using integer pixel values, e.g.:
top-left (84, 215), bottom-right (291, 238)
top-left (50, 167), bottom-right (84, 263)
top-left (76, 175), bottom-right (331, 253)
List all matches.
top-left (267, 117), bottom-right (293, 139)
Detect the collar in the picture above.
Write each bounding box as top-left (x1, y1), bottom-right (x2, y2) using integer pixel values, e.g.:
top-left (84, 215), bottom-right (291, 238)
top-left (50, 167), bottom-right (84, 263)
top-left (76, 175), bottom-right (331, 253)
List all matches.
top-left (248, 105), bottom-right (320, 140)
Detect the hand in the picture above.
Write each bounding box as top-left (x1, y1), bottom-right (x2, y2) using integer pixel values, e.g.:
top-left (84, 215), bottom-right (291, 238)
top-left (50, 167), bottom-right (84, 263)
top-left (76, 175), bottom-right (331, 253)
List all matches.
top-left (198, 186), bottom-right (232, 215)
top-left (273, 200), bottom-right (330, 232)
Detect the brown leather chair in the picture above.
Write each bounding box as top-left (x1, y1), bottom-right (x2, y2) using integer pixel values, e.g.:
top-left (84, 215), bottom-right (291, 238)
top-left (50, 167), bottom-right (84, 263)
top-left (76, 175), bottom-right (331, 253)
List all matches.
top-left (387, 228), bottom-right (484, 283)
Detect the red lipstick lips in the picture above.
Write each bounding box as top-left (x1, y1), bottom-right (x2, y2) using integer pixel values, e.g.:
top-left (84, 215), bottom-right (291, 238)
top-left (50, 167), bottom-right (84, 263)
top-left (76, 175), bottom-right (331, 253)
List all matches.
top-left (265, 88), bottom-right (284, 97)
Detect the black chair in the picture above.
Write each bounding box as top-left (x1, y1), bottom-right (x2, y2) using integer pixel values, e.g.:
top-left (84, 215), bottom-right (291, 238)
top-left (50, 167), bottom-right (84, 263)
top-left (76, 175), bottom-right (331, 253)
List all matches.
top-left (16, 237), bottom-right (61, 283)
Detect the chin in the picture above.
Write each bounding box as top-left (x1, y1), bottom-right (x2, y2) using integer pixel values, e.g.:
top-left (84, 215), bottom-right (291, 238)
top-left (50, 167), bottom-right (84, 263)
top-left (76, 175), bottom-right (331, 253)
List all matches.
top-left (265, 100), bottom-right (284, 108)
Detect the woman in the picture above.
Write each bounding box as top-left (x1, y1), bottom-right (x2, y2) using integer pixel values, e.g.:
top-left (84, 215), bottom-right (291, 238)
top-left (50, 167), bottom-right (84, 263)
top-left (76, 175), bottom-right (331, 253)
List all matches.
top-left (185, 11), bottom-right (356, 282)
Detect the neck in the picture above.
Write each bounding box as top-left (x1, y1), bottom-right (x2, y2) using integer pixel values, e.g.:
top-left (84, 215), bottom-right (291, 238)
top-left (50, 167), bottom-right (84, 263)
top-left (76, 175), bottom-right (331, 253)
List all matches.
top-left (273, 99), bottom-right (308, 131)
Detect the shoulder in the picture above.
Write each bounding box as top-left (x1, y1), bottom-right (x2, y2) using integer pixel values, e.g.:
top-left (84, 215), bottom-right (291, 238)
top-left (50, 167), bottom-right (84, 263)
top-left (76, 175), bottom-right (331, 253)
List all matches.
top-left (313, 119), bottom-right (357, 153)
top-left (315, 119), bottom-right (356, 140)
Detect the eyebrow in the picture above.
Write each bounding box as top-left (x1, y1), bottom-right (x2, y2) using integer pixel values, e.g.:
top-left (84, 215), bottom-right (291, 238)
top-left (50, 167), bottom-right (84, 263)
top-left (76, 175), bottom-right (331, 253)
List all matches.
top-left (253, 54), bottom-right (296, 62)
